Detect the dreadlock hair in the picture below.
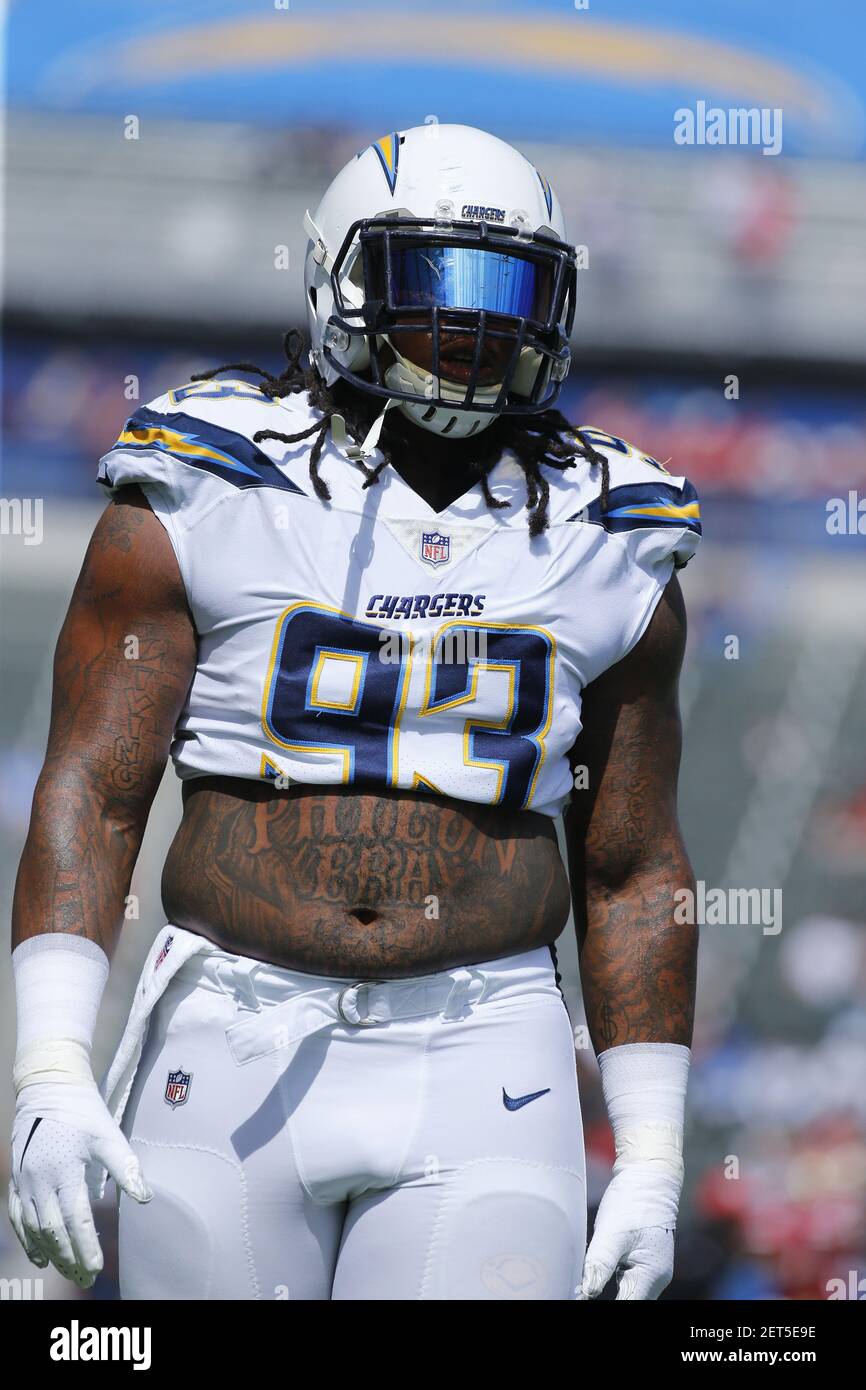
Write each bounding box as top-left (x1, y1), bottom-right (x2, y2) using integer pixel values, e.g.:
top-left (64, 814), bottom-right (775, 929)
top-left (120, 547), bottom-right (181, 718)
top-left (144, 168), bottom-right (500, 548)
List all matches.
top-left (191, 329), bottom-right (610, 536)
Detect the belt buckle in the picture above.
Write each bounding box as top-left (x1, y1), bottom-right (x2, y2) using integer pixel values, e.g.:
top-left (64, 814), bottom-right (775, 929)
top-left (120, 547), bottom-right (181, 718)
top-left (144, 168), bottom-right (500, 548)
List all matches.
top-left (337, 980), bottom-right (381, 1027)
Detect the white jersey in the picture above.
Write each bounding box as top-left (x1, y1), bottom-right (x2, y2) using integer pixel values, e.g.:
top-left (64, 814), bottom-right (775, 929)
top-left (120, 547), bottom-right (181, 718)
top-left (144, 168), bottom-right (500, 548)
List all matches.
top-left (98, 380), bottom-right (700, 819)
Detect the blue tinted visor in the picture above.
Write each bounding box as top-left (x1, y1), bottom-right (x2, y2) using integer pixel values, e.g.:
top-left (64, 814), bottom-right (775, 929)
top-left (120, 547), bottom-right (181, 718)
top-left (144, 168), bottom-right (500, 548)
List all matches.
top-left (383, 245), bottom-right (553, 323)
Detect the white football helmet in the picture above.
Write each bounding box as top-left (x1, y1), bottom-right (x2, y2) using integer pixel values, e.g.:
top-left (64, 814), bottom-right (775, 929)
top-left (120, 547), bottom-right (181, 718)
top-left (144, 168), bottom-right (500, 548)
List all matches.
top-left (303, 124), bottom-right (575, 442)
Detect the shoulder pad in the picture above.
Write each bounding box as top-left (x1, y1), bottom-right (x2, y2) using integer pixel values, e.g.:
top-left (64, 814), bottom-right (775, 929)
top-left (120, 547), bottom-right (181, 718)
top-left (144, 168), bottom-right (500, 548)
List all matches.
top-left (99, 377), bottom-right (306, 497)
top-left (575, 425), bottom-right (673, 478)
top-left (565, 425), bottom-right (701, 563)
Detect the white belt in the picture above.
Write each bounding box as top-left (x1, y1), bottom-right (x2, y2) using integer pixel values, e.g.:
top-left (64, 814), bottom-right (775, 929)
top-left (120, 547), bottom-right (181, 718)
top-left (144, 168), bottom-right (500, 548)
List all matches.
top-left (101, 927), bottom-right (505, 1121)
top-left (221, 965), bottom-right (490, 1066)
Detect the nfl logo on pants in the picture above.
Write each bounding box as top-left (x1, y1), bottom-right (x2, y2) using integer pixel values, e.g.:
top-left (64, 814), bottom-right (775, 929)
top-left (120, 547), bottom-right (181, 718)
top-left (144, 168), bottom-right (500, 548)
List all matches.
top-left (421, 530), bottom-right (450, 566)
top-left (164, 1068), bottom-right (192, 1108)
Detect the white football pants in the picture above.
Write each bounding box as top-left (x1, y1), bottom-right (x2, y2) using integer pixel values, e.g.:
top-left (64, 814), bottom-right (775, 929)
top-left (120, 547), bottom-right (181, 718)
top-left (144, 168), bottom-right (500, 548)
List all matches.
top-left (114, 931), bottom-right (586, 1300)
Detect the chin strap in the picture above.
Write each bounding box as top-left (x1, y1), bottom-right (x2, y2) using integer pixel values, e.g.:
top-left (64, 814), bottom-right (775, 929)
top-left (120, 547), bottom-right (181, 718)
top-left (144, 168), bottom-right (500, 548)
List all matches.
top-left (330, 399), bottom-right (398, 462)
top-left (303, 210), bottom-right (335, 273)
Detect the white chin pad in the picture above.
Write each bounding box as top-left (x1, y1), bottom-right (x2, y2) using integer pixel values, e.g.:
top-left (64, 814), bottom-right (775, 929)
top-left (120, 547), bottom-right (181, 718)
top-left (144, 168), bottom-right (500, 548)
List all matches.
top-left (382, 340), bottom-right (499, 439)
top-left (398, 399), bottom-right (496, 439)
top-left (510, 345), bottom-right (549, 398)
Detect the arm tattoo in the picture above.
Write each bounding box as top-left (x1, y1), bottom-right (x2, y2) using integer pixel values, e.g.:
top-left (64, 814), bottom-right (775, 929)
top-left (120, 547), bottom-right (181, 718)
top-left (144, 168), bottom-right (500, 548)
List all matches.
top-left (565, 576), bottom-right (698, 1049)
top-left (12, 490), bottom-right (196, 955)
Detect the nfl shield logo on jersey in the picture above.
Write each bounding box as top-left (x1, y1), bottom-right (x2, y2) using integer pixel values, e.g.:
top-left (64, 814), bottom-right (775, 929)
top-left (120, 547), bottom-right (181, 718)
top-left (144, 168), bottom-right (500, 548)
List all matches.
top-left (420, 530), bottom-right (450, 566)
top-left (164, 1068), bottom-right (192, 1108)
top-left (154, 932), bottom-right (174, 972)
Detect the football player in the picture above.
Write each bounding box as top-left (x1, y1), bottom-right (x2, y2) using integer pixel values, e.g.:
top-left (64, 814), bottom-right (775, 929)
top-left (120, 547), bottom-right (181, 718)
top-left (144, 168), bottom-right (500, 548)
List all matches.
top-left (9, 125), bottom-right (700, 1300)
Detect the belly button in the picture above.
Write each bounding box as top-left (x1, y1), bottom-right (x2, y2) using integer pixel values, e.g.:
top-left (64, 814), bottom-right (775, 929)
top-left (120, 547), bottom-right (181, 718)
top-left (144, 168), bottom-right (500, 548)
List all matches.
top-left (349, 908), bottom-right (379, 925)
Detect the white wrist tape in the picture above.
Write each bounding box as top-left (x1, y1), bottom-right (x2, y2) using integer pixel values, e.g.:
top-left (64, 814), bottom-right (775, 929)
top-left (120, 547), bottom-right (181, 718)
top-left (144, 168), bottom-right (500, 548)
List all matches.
top-left (13, 934), bottom-right (109, 1094)
top-left (598, 1042), bottom-right (690, 1171)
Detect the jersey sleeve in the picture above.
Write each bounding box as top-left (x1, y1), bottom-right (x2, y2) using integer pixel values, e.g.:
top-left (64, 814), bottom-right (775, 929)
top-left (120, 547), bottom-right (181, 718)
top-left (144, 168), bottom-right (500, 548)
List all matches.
top-left (97, 392), bottom-right (193, 578)
top-left (586, 473), bottom-right (701, 568)
top-left (595, 472), bottom-right (701, 662)
top-left (97, 387), bottom-right (300, 497)
top-left (96, 383), bottom-right (305, 577)
top-left (562, 426), bottom-right (703, 681)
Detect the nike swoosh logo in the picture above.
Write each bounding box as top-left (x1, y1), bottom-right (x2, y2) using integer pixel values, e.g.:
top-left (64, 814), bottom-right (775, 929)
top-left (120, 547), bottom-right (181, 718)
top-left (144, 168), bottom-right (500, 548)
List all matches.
top-left (502, 1087), bottom-right (551, 1111)
top-left (19, 1117), bottom-right (43, 1172)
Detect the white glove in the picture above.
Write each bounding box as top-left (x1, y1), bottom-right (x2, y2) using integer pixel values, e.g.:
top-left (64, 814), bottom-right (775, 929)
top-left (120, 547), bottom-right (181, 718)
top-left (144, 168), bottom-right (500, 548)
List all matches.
top-left (579, 1162), bottom-right (677, 1301)
top-left (579, 1043), bottom-right (689, 1302)
top-left (9, 933), bottom-right (152, 1287)
top-left (9, 1079), bottom-right (151, 1288)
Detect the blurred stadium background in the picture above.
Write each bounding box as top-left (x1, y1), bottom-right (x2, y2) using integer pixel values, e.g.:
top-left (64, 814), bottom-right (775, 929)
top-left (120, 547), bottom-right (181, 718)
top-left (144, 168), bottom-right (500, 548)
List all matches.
top-left (2, 0), bottom-right (865, 1301)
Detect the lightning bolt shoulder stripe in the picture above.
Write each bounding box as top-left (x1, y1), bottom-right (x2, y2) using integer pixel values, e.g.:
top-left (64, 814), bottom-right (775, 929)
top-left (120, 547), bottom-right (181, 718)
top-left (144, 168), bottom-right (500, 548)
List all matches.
top-left (567, 480), bottom-right (702, 538)
top-left (101, 406), bottom-right (305, 495)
